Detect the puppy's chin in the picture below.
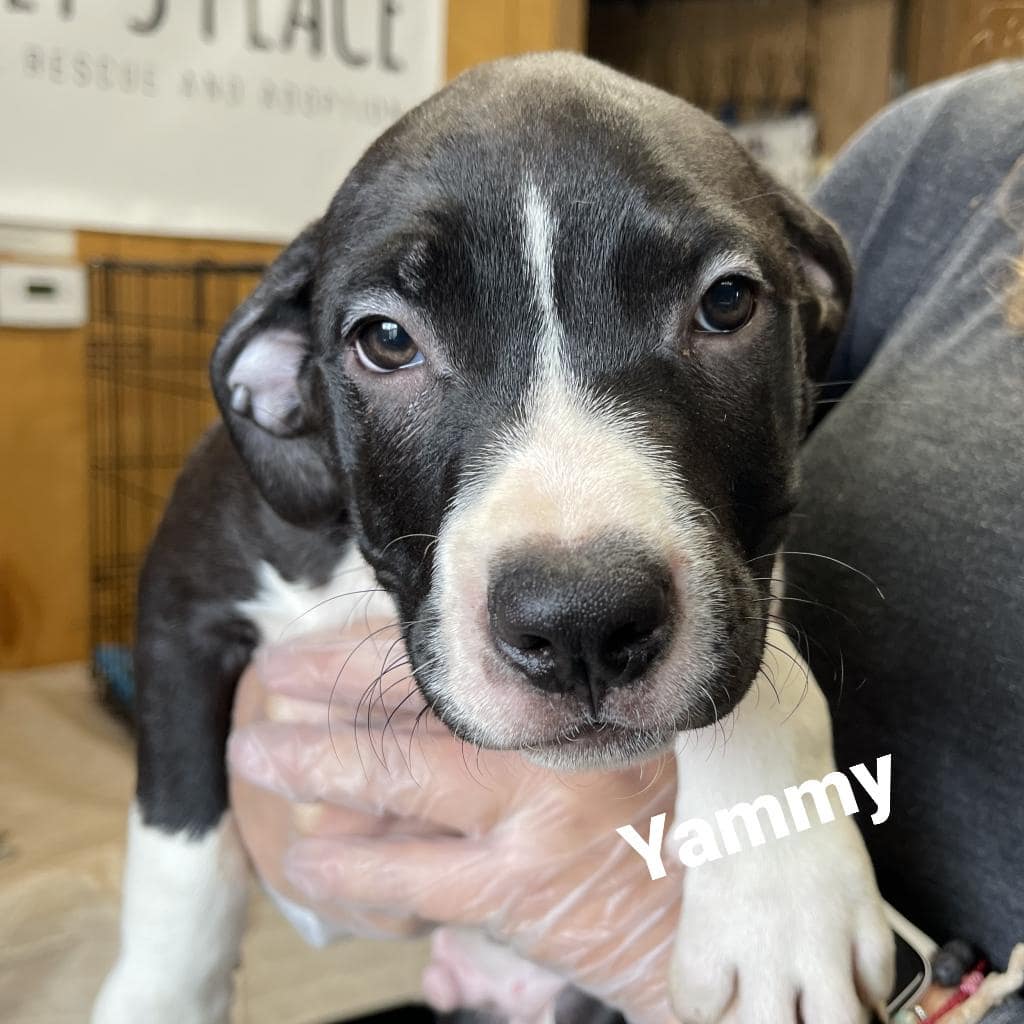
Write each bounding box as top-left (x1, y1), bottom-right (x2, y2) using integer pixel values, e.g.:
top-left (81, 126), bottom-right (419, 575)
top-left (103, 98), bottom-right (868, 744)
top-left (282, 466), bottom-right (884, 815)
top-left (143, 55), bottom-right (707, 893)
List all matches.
top-left (414, 655), bottom-right (762, 771)
top-left (508, 687), bottom-right (753, 771)
top-left (520, 725), bottom-right (679, 772)
top-left (428, 695), bottom-right (681, 770)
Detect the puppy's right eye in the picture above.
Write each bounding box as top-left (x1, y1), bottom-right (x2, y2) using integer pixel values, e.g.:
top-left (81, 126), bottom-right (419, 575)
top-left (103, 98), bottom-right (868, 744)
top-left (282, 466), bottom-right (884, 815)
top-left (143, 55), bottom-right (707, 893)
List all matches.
top-left (353, 319), bottom-right (424, 374)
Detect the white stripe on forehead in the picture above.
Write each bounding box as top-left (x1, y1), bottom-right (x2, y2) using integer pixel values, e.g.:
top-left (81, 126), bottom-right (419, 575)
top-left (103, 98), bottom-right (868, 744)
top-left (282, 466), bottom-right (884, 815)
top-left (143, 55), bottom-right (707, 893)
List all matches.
top-left (522, 179), bottom-right (564, 380)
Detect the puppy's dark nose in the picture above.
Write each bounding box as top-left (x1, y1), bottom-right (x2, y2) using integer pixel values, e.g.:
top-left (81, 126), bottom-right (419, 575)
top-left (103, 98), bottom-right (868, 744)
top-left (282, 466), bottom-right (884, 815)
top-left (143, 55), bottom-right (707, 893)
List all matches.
top-left (487, 542), bottom-right (673, 712)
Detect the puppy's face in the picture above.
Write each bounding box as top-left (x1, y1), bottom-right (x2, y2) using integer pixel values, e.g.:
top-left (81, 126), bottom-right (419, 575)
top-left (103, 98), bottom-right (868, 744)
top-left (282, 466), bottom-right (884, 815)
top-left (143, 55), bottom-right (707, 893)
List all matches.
top-left (213, 55), bottom-right (850, 769)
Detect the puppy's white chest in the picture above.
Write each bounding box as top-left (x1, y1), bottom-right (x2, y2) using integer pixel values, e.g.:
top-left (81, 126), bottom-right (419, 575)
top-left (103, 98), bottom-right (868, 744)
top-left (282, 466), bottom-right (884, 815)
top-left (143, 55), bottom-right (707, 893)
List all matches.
top-left (237, 546), bottom-right (397, 644)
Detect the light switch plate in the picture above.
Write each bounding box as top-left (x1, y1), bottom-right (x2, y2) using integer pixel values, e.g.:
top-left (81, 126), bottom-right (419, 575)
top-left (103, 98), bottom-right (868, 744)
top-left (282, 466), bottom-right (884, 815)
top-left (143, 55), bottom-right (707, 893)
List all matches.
top-left (0, 263), bottom-right (87, 329)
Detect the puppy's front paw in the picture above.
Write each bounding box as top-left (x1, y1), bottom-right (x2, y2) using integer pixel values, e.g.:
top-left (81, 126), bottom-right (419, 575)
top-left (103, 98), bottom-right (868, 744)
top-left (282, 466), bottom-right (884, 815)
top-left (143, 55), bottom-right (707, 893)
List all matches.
top-left (92, 961), bottom-right (232, 1024)
top-left (668, 818), bottom-right (894, 1024)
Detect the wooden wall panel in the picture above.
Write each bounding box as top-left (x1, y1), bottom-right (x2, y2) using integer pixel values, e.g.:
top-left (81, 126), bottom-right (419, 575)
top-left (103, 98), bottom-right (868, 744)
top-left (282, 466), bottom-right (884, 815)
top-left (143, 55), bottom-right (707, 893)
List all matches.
top-left (446, 0), bottom-right (586, 78)
top-left (811, 0), bottom-right (896, 156)
top-left (0, 323), bottom-right (88, 667)
top-left (1, 0), bottom-right (586, 668)
top-left (589, 0), bottom-right (812, 114)
top-left (906, 0), bottom-right (1024, 87)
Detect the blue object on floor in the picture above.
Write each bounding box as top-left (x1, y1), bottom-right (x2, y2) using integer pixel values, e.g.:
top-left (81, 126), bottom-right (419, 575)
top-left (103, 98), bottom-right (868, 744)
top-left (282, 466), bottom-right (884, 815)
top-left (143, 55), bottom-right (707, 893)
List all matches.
top-left (94, 643), bottom-right (135, 714)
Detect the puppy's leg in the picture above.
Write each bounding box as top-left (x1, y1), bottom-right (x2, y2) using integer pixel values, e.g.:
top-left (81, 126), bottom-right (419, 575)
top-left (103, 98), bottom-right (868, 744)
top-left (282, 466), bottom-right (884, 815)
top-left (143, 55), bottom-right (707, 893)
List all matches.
top-left (669, 622), bottom-right (894, 1024)
top-left (93, 622), bottom-right (255, 1024)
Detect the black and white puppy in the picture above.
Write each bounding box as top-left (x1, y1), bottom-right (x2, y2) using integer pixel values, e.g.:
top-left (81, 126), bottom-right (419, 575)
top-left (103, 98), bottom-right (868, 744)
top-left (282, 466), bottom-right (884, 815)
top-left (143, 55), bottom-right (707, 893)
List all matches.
top-left (94, 53), bottom-right (893, 1024)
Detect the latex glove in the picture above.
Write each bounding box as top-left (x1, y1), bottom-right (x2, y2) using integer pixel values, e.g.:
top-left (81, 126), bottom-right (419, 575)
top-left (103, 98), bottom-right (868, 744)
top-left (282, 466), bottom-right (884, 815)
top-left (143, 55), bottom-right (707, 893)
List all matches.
top-left (424, 927), bottom-right (566, 1023)
top-left (230, 633), bottom-right (434, 943)
top-left (228, 629), bottom-right (680, 1024)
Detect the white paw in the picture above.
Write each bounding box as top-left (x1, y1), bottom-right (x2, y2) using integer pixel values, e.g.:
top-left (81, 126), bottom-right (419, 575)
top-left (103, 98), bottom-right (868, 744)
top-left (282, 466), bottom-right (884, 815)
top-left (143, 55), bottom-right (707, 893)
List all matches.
top-left (92, 962), bottom-right (231, 1024)
top-left (669, 817), bottom-right (894, 1024)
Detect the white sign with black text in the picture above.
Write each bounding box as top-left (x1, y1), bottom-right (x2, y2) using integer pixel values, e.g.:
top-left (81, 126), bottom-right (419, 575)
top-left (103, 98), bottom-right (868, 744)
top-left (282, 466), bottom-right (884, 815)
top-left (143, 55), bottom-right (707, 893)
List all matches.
top-left (0, 1), bottom-right (446, 240)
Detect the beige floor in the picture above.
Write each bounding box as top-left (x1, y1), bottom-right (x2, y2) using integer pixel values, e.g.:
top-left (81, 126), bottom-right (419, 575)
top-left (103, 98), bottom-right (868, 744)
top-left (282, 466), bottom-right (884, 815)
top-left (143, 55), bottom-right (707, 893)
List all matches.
top-left (0, 663), bottom-right (430, 1024)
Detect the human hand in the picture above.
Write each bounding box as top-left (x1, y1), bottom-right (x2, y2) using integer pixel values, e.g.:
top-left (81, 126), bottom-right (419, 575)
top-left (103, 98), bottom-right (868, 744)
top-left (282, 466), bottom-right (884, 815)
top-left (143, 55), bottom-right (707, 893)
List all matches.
top-left (228, 627), bottom-right (680, 1023)
top-left (229, 632), bottom-right (435, 943)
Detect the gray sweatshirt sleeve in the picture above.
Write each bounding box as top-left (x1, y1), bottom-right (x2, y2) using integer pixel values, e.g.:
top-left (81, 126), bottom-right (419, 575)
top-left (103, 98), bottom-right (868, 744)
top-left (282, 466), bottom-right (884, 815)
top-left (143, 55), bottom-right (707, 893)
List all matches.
top-left (786, 61), bottom-right (1024, 988)
top-left (813, 61), bottom-right (1024, 383)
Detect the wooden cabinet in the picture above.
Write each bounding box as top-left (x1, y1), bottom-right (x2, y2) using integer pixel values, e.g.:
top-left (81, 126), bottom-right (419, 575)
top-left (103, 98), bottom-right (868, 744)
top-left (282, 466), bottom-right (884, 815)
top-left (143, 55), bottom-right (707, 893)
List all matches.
top-left (447, 0), bottom-right (587, 77)
top-left (589, 0), bottom-right (897, 158)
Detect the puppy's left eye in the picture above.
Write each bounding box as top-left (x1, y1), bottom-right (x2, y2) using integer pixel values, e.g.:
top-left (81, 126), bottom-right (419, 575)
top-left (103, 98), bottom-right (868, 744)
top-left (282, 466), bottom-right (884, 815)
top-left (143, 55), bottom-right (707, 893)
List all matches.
top-left (353, 319), bottom-right (424, 374)
top-left (694, 276), bottom-right (757, 333)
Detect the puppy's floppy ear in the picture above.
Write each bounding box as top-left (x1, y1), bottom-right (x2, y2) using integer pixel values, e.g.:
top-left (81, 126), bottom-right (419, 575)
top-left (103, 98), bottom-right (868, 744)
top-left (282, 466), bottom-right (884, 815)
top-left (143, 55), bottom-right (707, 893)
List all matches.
top-left (210, 221), bottom-right (345, 526)
top-left (773, 187), bottom-right (853, 384)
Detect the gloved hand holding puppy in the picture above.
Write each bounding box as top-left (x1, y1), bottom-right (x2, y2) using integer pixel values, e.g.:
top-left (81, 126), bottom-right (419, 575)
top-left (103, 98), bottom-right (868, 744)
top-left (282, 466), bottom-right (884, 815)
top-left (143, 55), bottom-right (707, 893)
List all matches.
top-left (228, 625), bottom-right (681, 1023)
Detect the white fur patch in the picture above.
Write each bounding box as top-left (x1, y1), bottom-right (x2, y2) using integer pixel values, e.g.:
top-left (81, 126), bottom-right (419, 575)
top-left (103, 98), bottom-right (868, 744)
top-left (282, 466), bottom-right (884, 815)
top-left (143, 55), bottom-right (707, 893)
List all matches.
top-left (92, 806), bottom-right (248, 1024)
top-left (237, 544), bottom-right (397, 645)
top-left (523, 179), bottom-right (563, 381)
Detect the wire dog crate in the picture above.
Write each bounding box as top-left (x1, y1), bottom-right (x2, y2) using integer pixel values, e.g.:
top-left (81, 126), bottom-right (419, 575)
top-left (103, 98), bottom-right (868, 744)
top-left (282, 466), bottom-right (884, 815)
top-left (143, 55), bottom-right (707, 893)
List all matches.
top-left (86, 261), bottom-right (267, 712)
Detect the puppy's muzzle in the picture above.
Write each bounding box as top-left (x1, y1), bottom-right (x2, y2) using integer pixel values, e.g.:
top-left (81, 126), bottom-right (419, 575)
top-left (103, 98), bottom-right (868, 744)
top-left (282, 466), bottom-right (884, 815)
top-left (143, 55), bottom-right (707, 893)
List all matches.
top-left (487, 538), bottom-right (674, 714)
